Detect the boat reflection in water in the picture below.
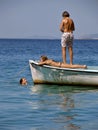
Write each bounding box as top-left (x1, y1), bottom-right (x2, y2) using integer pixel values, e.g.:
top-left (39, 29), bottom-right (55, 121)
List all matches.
top-left (29, 84), bottom-right (98, 129)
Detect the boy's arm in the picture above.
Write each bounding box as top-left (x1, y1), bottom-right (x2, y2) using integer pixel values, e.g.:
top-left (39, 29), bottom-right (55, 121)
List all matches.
top-left (73, 21), bottom-right (75, 31)
top-left (59, 20), bottom-right (64, 32)
top-left (71, 19), bottom-right (75, 31)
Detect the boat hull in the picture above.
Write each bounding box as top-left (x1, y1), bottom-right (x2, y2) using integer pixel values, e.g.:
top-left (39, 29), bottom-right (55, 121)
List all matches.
top-left (29, 60), bottom-right (98, 86)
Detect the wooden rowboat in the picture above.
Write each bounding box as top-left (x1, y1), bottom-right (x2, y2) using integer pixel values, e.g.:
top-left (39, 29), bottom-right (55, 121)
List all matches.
top-left (29, 60), bottom-right (98, 86)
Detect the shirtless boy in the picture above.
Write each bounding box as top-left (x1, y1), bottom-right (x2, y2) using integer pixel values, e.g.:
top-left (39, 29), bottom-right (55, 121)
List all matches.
top-left (38, 55), bottom-right (87, 69)
top-left (60, 11), bottom-right (75, 64)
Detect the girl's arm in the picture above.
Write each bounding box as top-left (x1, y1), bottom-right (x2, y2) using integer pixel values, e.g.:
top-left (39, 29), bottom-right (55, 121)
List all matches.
top-left (38, 61), bottom-right (46, 65)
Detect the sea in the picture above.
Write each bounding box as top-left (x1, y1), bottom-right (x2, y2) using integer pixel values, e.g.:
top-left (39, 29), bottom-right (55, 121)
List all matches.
top-left (0, 39), bottom-right (98, 130)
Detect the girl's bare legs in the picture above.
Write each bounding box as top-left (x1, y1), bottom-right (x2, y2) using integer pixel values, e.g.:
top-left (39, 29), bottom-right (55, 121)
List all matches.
top-left (69, 64), bottom-right (87, 69)
top-left (61, 63), bottom-right (87, 69)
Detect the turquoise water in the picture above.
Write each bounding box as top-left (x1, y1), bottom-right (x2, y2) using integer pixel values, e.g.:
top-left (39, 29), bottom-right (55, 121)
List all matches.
top-left (0, 39), bottom-right (98, 130)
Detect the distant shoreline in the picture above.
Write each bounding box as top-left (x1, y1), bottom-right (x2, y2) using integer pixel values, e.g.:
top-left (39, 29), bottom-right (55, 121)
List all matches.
top-left (0, 38), bottom-right (98, 40)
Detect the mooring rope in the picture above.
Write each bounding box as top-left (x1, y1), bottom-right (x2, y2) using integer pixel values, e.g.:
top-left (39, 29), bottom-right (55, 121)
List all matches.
top-left (5, 64), bottom-right (29, 85)
top-left (14, 64), bottom-right (29, 78)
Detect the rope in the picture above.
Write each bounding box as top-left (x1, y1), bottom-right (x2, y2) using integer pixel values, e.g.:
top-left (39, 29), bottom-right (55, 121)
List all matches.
top-left (5, 64), bottom-right (29, 85)
top-left (14, 64), bottom-right (29, 78)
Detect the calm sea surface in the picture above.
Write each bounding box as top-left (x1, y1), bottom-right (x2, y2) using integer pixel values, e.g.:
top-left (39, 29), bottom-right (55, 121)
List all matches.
top-left (0, 39), bottom-right (98, 130)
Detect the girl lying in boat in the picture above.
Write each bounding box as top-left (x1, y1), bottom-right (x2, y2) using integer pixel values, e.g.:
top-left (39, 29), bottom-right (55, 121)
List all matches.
top-left (38, 55), bottom-right (87, 69)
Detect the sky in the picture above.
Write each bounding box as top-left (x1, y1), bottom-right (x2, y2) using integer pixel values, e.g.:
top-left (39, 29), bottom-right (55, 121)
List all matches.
top-left (0, 0), bottom-right (98, 39)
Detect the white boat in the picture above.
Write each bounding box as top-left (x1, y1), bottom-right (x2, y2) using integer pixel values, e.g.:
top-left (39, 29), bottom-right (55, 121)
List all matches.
top-left (29, 60), bottom-right (98, 86)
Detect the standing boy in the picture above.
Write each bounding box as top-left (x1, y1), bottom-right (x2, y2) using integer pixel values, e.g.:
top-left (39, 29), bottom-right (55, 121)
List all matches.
top-left (60, 11), bottom-right (75, 64)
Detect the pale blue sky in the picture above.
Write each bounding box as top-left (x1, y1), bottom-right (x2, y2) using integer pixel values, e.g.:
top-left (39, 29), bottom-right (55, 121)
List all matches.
top-left (0, 0), bottom-right (98, 39)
